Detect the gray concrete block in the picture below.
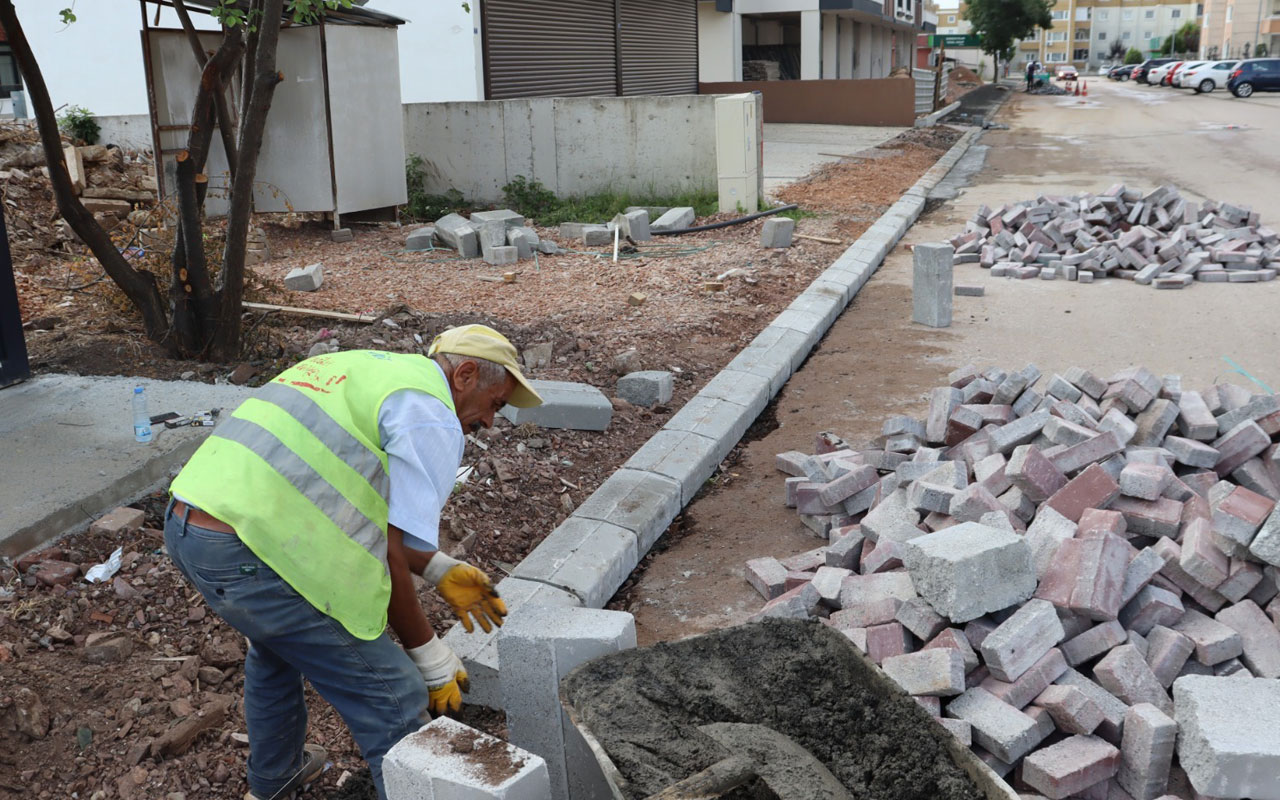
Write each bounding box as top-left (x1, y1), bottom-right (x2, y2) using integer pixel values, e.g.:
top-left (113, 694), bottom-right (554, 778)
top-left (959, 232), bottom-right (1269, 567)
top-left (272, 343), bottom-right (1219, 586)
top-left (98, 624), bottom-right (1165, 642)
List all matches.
top-left (723, 327), bottom-right (803, 398)
top-left (1174, 675), bottom-right (1280, 799)
top-left (946, 687), bottom-right (1043, 763)
top-left (582, 225), bottom-right (613, 246)
top-left (913, 243), bottom-right (955, 328)
top-left (477, 219), bottom-right (509, 250)
top-left (383, 717), bottom-right (551, 800)
top-left (499, 605), bottom-right (635, 800)
top-left (558, 222), bottom-right (589, 239)
top-left (614, 209), bottom-right (651, 242)
top-left (1117, 703), bottom-right (1177, 800)
top-left (283, 262), bottom-right (323, 292)
top-left (330, 227), bottom-right (352, 243)
top-left (903, 522), bottom-right (1037, 623)
top-left (760, 217), bottom-right (795, 248)
top-left (882, 648), bottom-right (966, 696)
top-left (435, 213), bottom-right (480, 258)
top-left (650, 206), bottom-right (695, 232)
top-left (499, 380), bottom-right (612, 431)
top-left (470, 209), bottom-right (526, 229)
top-left (507, 227), bottom-right (535, 259)
top-left (484, 245), bottom-right (519, 266)
top-left (404, 226), bottom-right (435, 251)
top-left (624, 429), bottom-right (722, 505)
top-left (616, 370), bottom-right (673, 407)
top-left (697, 368), bottom-right (771, 421)
top-left (442, 577), bottom-right (581, 709)
top-left (510, 518), bottom-right (638, 609)
top-left (572, 468), bottom-right (682, 552)
top-left (664, 394), bottom-right (753, 448)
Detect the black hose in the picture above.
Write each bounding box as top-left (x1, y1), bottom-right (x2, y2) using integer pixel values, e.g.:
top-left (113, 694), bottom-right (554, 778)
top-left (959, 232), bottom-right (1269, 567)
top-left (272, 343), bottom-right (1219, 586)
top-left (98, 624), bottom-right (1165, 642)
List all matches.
top-left (651, 204), bottom-right (799, 236)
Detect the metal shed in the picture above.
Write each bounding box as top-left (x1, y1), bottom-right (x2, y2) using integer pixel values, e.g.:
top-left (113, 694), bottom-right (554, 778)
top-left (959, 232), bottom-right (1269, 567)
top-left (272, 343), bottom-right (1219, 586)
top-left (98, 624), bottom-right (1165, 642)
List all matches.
top-left (140, 1), bottom-right (408, 224)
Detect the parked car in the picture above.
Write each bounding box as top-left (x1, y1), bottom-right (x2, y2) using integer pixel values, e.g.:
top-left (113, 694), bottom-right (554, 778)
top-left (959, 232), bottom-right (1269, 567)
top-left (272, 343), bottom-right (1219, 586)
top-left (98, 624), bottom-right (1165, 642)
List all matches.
top-left (1160, 62), bottom-right (1185, 86)
top-left (1108, 65), bottom-right (1135, 81)
top-left (1182, 60), bottom-right (1239, 92)
top-left (1134, 57), bottom-right (1177, 83)
top-left (1146, 63), bottom-right (1176, 85)
top-left (1056, 64), bottom-right (1080, 81)
top-left (1096, 64), bottom-right (1114, 75)
top-left (1173, 62), bottom-right (1206, 87)
top-left (1228, 58), bottom-right (1280, 97)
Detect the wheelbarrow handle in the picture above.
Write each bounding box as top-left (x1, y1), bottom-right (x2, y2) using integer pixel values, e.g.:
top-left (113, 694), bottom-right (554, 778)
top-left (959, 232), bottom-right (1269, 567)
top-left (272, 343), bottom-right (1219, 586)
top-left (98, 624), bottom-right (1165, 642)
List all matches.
top-left (644, 755), bottom-right (758, 800)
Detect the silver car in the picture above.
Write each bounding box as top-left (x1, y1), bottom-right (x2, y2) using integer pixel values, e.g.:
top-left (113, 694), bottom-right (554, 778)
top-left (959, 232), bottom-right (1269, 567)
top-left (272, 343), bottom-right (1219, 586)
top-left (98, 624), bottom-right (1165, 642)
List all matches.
top-left (1182, 60), bottom-right (1239, 93)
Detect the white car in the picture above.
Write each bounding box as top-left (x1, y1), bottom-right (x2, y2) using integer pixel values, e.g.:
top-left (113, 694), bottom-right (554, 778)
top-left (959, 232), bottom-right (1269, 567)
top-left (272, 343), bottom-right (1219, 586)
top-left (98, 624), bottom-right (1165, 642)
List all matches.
top-left (1173, 62), bottom-right (1207, 88)
top-left (1182, 60), bottom-right (1240, 93)
top-left (1146, 63), bottom-right (1175, 85)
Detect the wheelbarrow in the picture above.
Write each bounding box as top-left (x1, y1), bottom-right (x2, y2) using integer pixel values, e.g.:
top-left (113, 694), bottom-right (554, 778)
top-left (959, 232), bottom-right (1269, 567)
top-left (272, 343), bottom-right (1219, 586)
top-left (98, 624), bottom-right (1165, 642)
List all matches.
top-left (560, 619), bottom-right (1019, 800)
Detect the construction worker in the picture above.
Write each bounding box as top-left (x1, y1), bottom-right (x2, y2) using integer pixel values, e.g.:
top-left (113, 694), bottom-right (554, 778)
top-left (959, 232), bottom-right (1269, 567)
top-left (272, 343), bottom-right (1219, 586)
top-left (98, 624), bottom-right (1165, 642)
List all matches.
top-left (163, 324), bottom-right (542, 800)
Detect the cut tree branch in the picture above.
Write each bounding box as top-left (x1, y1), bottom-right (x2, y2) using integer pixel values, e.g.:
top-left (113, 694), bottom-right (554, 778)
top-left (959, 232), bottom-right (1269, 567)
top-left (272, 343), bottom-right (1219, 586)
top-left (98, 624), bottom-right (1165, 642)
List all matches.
top-left (0, 0), bottom-right (169, 340)
top-left (173, 0), bottom-right (240, 180)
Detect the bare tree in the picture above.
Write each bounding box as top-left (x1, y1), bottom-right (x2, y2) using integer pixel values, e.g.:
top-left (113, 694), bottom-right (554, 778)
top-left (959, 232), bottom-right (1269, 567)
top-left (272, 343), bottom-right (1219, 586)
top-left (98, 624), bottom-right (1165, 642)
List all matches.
top-left (7, 0), bottom-right (351, 360)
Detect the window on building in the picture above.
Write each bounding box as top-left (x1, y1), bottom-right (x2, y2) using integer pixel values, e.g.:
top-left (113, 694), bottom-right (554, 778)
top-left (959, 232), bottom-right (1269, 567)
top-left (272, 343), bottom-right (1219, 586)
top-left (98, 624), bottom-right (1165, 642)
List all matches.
top-left (1047, 30), bottom-right (1068, 42)
top-left (1226, 6), bottom-right (1233, 21)
top-left (947, 14), bottom-right (956, 22)
top-left (1098, 31), bottom-right (1107, 40)
top-left (1096, 9), bottom-right (1109, 19)
top-left (1047, 52), bottom-right (1067, 62)
top-left (1143, 30), bottom-right (1153, 39)
top-left (1144, 9), bottom-right (1155, 18)
top-left (1074, 48), bottom-right (1089, 60)
top-left (1122, 9), bottom-right (1134, 20)
top-left (1076, 28), bottom-right (1090, 40)
top-left (1051, 9), bottom-right (1068, 19)
top-left (0, 45), bottom-right (20, 99)
top-left (1171, 8), bottom-right (1182, 17)
top-left (1076, 8), bottom-right (1090, 20)
top-left (1122, 30), bottom-right (1132, 39)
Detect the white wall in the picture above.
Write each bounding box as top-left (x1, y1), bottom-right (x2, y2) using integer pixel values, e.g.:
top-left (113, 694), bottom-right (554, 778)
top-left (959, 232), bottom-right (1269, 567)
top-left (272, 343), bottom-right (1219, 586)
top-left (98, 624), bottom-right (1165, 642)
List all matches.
top-left (366, 0), bottom-right (483, 102)
top-left (698, 1), bottom-right (743, 82)
top-left (403, 95), bottom-right (721, 204)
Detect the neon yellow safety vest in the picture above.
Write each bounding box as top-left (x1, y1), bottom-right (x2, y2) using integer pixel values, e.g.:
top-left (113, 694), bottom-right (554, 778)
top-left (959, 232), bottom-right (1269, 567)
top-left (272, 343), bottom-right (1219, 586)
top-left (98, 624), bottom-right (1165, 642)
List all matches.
top-left (170, 350), bottom-right (455, 640)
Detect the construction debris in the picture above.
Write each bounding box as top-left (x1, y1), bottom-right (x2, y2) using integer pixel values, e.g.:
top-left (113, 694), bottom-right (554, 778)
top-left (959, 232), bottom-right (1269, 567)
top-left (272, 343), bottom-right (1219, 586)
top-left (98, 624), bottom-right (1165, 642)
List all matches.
top-left (949, 185), bottom-right (1277, 288)
top-left (1027, 83), bottom-right (1071, 96)
top-left (760, 364), bottom-right (1280, 797)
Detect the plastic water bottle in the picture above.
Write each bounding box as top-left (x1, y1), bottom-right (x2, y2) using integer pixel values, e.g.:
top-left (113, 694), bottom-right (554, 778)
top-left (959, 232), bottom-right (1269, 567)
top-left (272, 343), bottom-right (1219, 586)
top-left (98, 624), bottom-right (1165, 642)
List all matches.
top-left (132, 386), bottom-right (152, 444)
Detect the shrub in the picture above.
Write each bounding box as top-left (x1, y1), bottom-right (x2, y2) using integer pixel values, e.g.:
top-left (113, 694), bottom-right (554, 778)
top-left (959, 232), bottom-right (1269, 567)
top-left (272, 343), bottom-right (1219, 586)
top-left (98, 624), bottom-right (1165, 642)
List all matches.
top-left (57, 105), bottom-right (100, 145)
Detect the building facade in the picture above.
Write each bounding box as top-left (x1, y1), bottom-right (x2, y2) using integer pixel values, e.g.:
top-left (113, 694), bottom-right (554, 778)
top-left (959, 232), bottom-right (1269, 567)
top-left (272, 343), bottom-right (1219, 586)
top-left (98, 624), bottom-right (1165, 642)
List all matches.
top-left (699, 0), bottom-right (931, 82)
top-left (1016, 0), bottom-right (1202, 72)
top-left (1201, 0), bottom-right (1277, 59)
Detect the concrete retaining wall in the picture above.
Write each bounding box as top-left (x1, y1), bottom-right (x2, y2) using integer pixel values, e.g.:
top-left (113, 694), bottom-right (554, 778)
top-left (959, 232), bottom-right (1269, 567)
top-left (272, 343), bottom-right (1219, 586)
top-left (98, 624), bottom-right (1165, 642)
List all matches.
top-left (699, 78), bottom-right (916, 126)
top-left (402, 95), bottom-right (720, 205)
top-left (94, 114), bottom-right (153, 152)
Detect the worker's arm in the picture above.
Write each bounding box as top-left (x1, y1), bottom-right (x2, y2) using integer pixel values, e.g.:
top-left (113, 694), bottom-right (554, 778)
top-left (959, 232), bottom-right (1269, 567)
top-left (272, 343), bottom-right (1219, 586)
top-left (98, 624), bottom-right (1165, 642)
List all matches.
top-left (389, 525), bottom-right (469, 714)
top-left (387, 524), bottom-right (433, 648)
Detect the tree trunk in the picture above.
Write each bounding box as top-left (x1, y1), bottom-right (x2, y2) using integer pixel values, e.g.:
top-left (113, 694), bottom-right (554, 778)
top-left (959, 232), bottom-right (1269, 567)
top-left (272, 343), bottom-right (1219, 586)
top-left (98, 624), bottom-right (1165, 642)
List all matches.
top-left (169, 29), bottom-right (245, 356)
top-left (211, 0), bottom-right (285, 361)
top-left (173, 0), bottom-right (240, 180)
top-left (0, 0), bottom-right (169, 341)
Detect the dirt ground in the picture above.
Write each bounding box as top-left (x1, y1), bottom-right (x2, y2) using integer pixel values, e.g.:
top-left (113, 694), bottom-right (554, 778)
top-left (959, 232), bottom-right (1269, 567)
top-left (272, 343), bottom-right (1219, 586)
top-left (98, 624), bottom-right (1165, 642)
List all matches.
top-left (1, 127), bottom-right (963, 799)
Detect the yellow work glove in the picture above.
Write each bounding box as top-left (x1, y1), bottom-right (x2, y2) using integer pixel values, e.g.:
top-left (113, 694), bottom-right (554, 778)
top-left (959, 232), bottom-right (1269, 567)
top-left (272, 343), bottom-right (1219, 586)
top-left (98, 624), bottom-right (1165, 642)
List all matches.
top-left (406, 636), bottom-right (469, 716)
top-left (423, 553), bottom-right (508, 634)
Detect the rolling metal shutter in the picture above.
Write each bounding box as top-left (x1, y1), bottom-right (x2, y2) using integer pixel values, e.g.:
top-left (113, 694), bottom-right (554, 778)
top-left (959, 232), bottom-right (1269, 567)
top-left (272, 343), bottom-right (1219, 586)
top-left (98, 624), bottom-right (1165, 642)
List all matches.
top-left (619, 0), bottom-right (698, 95)
top-left (483, 0), bottom-right (619, 99)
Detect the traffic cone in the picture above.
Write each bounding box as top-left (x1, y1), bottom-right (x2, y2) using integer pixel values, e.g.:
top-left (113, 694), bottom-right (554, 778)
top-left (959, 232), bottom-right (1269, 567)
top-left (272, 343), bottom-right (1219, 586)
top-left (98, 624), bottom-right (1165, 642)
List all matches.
top-left (1083, 80), bottom-right (1088, 96)
top-left (1074, 82), bottom-right (1080, 96)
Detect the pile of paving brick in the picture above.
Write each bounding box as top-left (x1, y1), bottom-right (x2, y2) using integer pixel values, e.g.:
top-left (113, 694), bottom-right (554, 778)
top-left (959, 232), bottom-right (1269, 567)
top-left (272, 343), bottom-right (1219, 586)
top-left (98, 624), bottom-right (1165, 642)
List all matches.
top-left (750, 364), bottom-right (1280, 799)
top-left (948, 185), bottom-right (1278, 288)
top-left (415, 209), bottom-right (564, 265)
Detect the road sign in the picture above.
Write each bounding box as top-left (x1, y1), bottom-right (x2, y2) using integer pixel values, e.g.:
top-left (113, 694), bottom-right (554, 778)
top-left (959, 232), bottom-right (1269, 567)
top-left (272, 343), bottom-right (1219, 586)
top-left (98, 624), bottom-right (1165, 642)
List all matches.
top-left (929, 34), bottom-right (982, 48)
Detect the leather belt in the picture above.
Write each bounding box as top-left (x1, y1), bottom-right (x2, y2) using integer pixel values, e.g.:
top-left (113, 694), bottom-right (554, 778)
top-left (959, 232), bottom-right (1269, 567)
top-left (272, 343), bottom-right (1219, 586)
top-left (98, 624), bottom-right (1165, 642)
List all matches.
top-left (172, 501), bottom-right (237, 535)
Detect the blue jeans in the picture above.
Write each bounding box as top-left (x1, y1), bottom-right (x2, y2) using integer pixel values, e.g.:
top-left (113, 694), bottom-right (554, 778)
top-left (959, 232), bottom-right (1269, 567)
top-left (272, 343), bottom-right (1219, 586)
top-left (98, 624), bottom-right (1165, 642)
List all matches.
top-left (164, 501), bottom-right (431, 800)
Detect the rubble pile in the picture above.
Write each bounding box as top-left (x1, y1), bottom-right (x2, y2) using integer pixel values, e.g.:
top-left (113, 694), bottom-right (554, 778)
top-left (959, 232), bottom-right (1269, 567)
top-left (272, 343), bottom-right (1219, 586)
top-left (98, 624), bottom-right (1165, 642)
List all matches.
top-left (948, 184), bottom-right (1277, 288)
top-left (423, 208), bottom-right (566, 266)
top-left (0, 121), bottom-right (158, 259)
top-left (753, 364), bottom-right (1280, 798)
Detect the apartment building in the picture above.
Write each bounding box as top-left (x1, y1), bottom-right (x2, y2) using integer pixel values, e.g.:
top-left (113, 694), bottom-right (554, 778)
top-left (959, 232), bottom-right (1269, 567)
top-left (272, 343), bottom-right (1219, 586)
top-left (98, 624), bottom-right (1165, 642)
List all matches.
top-left (1201, 0), bottom-right (1277, 59)
top-left (1017, 0), bottom-right (1201, 72)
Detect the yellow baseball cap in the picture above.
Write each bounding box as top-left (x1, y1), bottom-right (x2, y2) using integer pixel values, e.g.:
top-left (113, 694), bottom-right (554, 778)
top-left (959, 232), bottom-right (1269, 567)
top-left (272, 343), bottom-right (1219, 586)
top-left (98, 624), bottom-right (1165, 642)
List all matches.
top-left (428, 324), bottom-right (543, 408)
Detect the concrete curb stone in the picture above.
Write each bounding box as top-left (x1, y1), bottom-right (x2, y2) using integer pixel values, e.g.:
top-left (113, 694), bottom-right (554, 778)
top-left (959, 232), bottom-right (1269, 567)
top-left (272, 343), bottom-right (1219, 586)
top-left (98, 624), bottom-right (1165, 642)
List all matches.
top-left (447, 127), bottom-right (985, 705)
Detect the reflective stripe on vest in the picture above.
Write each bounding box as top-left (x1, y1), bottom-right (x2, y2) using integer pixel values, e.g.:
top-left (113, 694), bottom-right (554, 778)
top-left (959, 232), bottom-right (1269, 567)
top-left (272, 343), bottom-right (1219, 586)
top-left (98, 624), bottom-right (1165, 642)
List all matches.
top-left (170, 351), bottom-right (455, 639)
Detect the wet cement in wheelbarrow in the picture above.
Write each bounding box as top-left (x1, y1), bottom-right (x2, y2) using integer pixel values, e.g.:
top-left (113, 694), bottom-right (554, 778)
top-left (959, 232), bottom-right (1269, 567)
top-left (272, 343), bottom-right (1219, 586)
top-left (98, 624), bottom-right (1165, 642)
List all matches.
top-left (561, 619), bottom-right (985, 800)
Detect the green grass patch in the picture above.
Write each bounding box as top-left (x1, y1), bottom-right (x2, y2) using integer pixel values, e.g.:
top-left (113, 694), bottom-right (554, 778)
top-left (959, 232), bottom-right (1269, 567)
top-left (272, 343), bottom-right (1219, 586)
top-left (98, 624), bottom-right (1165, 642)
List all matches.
top-left (501, 176), bottom-right (718, 227)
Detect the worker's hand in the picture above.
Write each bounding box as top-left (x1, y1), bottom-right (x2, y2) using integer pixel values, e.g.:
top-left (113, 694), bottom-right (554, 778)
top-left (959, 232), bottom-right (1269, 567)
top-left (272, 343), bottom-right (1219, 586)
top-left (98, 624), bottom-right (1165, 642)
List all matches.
top-left (406, 636), bottom-right (470, 716)
top-left (422, 553), bottom-right (508, 634)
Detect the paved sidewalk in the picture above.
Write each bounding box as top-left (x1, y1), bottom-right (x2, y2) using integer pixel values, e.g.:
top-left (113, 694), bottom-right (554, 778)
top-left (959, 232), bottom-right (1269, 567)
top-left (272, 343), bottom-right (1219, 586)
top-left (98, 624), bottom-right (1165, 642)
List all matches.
top-left (763, 123), bottom-right (907, 199)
